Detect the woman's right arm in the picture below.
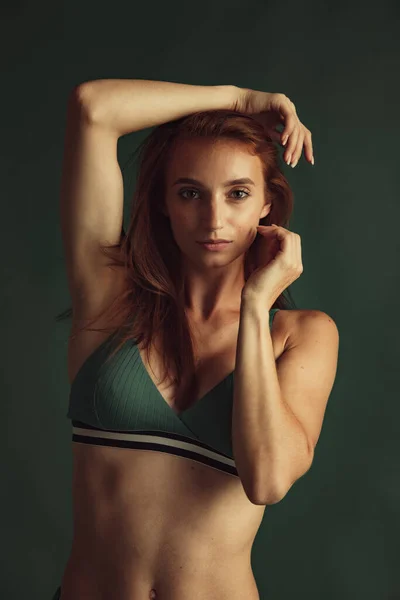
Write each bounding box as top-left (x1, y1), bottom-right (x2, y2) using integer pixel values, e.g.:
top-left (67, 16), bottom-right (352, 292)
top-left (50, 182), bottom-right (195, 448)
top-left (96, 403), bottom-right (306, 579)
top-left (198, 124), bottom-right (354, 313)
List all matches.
top-left (76, 79), bottom-right (242, 137)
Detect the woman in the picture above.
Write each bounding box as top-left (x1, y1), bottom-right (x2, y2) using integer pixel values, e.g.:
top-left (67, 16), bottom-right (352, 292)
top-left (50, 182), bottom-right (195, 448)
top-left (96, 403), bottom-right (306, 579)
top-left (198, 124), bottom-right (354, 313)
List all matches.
top-left (54, 79), bottom-right (339, 599)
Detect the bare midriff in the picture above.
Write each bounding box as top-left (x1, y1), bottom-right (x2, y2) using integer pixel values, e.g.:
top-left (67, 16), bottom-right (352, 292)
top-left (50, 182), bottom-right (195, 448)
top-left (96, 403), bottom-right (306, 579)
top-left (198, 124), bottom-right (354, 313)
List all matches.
top-left (59, 443), bottom-right (266, 600)
top-left (60, 300), bottom-right (293, 599)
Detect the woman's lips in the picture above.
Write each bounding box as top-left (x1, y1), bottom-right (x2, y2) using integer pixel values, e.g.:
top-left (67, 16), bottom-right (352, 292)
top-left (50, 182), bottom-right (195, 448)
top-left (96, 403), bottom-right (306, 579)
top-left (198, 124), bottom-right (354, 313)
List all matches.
top-left (197, 241), bottom-right (232, 251)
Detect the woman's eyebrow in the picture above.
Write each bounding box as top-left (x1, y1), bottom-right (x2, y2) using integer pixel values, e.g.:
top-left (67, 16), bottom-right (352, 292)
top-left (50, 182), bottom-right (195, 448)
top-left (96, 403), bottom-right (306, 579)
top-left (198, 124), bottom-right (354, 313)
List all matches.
top-left (172, 177), bottom-right (256, 187)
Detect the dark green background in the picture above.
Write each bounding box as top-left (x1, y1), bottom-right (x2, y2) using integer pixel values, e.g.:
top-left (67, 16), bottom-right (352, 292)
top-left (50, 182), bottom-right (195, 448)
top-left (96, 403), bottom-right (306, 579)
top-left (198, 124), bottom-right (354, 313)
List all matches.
top-left (2, 1), bottom-right (399, 598)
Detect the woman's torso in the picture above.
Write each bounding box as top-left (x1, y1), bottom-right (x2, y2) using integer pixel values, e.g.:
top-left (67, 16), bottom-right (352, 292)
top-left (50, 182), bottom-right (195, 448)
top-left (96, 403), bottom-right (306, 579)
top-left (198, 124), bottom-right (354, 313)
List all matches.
top-left (60, 268), bottom-right (295, 600)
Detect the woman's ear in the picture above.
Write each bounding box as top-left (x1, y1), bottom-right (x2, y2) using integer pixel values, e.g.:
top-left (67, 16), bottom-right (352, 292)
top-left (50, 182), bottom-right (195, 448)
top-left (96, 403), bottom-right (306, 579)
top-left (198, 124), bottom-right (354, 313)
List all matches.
top-left (260, 201), bottom-right (271, 221)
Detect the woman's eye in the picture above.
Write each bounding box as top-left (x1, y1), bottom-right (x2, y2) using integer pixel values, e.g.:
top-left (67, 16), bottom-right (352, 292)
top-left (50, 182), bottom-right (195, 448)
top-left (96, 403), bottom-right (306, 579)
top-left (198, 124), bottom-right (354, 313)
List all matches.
top-left (231, 189), bottom-right (249, 199)
top-left (179, 189), bottom-right (249, 200)
top-left (179, 189), bottom-right (198, 199)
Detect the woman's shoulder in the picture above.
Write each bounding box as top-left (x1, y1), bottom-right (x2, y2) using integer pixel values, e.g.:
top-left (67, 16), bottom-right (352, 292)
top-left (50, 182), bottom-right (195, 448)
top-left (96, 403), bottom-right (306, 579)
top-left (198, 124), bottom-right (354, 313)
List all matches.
top-left (278, 308), bottom-right (338, 351)
top-left (277, 307), bottom-right (334, 321)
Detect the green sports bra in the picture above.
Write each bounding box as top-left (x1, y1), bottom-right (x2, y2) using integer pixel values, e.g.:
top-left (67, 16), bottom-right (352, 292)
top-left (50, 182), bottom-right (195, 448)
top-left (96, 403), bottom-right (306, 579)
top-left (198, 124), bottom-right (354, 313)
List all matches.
top-left (67, 308), bottom-right (281, 479)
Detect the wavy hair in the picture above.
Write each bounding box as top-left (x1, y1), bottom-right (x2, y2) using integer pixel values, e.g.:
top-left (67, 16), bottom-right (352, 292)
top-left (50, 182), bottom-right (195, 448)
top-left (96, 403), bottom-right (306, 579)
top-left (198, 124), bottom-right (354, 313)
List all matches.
top-left (56, 108), bottom-right (298, 411)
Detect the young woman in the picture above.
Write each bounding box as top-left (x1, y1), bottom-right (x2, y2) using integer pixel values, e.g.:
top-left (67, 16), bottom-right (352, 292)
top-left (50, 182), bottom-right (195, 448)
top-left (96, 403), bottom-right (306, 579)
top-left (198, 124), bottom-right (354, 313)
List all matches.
top-left (54, 79), bottom-right (338, 599)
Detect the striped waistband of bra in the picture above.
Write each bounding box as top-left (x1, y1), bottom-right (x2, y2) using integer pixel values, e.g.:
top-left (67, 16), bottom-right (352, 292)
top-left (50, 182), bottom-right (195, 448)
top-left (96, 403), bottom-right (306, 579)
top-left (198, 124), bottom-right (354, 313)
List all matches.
top-left (71, 421), bottom-right (239, 478)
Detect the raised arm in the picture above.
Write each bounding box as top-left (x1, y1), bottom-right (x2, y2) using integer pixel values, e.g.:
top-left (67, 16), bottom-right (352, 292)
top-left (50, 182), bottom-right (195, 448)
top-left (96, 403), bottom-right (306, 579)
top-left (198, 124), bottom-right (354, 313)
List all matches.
top-left (77, 78), bottom-right (240, 137)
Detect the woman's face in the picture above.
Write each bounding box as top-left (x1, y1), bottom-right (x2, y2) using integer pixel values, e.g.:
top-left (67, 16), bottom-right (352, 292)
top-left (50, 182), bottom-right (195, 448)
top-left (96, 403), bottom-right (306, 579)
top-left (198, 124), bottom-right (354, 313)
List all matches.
top-left (163, 137), bottom-right (271, 267)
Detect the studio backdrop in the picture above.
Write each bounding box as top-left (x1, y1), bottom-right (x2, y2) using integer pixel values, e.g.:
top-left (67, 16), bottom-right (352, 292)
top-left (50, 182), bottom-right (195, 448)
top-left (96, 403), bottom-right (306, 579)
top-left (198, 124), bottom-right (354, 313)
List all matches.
top-left (1, 1), bottom-right (398, 599)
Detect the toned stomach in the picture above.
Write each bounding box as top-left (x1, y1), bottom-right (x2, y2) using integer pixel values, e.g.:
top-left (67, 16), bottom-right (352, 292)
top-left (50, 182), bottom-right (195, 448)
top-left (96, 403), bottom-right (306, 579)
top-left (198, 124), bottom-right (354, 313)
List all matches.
top-left (60, 441), bottom-right (266, 600)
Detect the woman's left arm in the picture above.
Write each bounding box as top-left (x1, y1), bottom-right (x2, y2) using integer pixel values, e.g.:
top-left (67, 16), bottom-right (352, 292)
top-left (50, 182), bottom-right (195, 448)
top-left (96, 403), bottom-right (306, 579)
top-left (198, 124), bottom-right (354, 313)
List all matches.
top-left (232, 302), bottom-right (339, 505)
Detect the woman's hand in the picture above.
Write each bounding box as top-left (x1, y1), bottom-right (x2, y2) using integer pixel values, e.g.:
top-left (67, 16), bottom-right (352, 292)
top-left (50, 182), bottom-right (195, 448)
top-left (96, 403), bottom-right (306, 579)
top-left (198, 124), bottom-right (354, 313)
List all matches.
top-left (233, 88), bottom-right (314, 168)
top-left (242, 225), bottom-right (303, 310)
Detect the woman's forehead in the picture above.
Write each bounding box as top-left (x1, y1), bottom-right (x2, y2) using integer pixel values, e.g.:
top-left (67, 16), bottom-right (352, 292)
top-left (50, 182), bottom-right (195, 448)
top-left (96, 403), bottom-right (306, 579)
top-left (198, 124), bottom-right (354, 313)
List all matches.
top-left (166, 139), bottom-right (261, 180)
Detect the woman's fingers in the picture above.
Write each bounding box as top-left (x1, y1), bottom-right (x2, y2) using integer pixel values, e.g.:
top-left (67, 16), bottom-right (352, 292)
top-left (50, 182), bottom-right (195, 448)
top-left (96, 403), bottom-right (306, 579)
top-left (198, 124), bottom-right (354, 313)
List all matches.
top-left (281, 111), bottom-right (297, 147)
top-left (304, 128), bottom-right (314, 164)
top-left (289, 130), bottom-right (305, 168)
top-left (283, 124), bottom-right (313, 167)
top-left (284, 125), bottom-right (300, 165)
top-left (267, 94), bottom-right (315, 167)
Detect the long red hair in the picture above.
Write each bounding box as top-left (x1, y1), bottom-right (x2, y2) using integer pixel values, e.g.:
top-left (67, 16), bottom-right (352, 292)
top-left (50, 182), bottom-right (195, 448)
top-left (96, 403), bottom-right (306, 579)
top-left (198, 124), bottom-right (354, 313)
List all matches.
top-left (56, 108), bottom-right (297, 410)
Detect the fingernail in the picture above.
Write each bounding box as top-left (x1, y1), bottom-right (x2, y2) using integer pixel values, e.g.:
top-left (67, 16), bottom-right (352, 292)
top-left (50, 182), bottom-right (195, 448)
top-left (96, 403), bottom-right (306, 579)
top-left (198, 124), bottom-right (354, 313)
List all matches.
top-left (311, 156), bottom-right (315, 165)
top-left (286, 155), bottom-right (291, 165)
